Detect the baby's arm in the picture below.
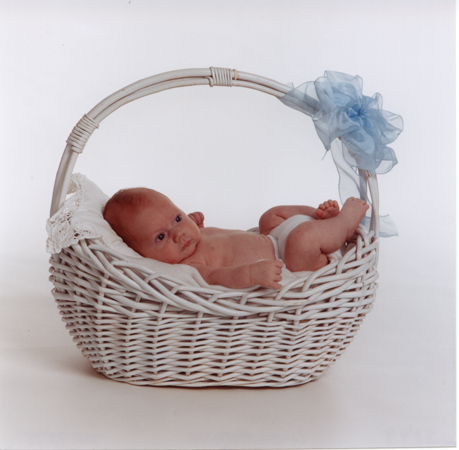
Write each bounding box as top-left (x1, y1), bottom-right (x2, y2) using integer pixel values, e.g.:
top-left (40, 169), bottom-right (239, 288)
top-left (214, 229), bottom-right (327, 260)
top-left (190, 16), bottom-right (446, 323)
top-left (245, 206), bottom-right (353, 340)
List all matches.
top-left (188, 260), bottom-right (283, 290)
top-left (188, 212), bottom-right (205, 228)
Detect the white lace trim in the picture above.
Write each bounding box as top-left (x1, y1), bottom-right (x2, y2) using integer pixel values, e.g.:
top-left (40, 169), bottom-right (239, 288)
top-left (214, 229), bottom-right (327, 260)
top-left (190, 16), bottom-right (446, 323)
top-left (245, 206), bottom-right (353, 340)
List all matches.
top-left (46, 174), bottom-right (103, 254)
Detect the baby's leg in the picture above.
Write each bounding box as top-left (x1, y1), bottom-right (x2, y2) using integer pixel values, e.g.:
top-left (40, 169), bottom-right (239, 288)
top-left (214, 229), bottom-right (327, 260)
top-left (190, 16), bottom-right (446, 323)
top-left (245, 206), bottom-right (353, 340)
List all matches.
top-left (259, 205), bottom-right (322, 235)
top-left (284, 198), bottom-right (369, 272)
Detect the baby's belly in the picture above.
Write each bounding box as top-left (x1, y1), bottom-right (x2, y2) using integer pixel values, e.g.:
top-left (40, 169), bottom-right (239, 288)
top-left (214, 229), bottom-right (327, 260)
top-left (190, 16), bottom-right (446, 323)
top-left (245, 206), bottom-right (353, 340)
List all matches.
top-left (223, 232), bottom-right (276, 266)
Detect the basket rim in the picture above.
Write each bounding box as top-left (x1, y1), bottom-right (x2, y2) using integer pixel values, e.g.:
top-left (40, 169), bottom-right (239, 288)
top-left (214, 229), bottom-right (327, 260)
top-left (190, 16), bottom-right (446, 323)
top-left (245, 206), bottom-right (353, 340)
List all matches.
top-left (50, 221), bottom-right (379, 318)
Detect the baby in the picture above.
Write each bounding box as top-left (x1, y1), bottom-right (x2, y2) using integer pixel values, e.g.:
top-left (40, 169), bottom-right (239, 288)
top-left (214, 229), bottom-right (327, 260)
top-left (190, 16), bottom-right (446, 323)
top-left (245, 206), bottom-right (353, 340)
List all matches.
top-left (103, 188), bottom-right (369, 290)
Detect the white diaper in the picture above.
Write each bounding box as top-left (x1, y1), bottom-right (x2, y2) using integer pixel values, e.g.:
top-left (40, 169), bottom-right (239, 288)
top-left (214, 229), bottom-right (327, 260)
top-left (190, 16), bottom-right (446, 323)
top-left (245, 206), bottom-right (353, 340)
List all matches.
top-left (268, 214), bottom-right (344, 265)
top-left (268, 215), bottom-right (315, 261)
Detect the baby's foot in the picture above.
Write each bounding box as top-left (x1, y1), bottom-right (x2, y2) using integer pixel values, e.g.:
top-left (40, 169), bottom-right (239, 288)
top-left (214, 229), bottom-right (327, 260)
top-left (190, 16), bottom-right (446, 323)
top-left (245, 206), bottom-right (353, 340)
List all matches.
top-left (340, 198), bottom-right (369, 239)
top-left (316, 200), bottom-right (340, 220)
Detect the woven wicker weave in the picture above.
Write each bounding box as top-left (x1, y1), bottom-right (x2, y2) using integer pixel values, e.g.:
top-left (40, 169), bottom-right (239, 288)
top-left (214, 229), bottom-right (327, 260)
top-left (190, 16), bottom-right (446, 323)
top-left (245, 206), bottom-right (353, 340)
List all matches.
top-left (49, 68), bottom-right (380, 387)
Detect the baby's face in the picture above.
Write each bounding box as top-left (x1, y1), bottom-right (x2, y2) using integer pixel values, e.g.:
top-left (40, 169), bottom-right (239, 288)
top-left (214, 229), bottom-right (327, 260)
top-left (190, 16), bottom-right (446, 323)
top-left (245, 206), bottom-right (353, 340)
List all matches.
top-left (130, 192), bottom-right (201, 264)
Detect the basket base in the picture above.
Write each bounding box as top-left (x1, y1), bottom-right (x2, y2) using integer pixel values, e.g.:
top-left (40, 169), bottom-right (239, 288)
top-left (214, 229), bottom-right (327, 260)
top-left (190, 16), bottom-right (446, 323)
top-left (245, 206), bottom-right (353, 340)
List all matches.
top-left (58, 299), bottom-right (372, 388)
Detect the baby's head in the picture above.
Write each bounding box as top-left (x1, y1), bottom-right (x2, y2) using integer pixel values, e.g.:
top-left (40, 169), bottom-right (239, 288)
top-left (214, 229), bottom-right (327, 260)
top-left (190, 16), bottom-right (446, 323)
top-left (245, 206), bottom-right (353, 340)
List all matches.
top-left (103, 188), bottom-right (200, 264)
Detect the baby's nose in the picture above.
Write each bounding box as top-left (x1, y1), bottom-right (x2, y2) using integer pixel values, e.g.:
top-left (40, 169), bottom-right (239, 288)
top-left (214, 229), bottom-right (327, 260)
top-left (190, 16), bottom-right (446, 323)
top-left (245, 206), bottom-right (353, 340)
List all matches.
top-left (173, 229), bottom-right (186, 242)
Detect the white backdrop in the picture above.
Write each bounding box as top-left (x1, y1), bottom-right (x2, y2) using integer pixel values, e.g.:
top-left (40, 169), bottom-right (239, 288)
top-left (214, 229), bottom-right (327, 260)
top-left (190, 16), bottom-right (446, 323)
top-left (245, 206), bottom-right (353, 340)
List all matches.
top-left (0, 1), bottom-right (455, 449)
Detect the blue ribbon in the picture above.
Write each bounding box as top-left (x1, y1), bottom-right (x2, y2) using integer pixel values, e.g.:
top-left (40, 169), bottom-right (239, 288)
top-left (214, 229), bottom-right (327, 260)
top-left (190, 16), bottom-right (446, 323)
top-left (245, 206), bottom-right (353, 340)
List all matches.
top-left (279, 71), bottom-right (403, 237)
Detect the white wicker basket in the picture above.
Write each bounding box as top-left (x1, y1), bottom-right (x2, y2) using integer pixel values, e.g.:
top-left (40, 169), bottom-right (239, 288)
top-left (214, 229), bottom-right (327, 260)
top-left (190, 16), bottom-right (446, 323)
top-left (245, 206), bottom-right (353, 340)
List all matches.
top-left (49, 68), bottom-right (381, 387)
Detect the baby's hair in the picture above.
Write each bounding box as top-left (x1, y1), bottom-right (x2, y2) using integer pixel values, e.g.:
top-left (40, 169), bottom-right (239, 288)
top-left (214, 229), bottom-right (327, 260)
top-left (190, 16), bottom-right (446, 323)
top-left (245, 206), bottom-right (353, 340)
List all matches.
top-left (104, 187), bottom-right (155, 214)
top-left (103, 187), bottom-right (157, 252)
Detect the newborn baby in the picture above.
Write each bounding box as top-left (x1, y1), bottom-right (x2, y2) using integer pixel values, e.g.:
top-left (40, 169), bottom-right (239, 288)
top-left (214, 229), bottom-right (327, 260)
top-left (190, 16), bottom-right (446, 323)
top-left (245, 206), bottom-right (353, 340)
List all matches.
top-left (103, 188), bottom-right (368, 289)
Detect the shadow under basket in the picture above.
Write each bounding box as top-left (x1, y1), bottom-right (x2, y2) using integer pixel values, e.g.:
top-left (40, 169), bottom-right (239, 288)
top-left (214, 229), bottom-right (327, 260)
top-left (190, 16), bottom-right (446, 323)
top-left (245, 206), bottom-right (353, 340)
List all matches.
top-left (49, 68), bottom-right (381, 387)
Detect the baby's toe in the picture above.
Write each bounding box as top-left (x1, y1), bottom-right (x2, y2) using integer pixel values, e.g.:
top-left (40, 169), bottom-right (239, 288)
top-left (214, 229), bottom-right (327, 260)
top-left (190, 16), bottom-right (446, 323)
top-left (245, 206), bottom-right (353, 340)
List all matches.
top-left (316, 208), bottom-right (325, 218)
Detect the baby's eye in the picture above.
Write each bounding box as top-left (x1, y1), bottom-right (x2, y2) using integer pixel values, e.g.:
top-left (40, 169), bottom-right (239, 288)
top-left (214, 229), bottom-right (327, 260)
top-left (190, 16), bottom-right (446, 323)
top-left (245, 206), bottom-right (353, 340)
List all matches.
top-left (175, 215), bottom-right (182, 223)
top-left (157, 233), bottom-right (165, 242)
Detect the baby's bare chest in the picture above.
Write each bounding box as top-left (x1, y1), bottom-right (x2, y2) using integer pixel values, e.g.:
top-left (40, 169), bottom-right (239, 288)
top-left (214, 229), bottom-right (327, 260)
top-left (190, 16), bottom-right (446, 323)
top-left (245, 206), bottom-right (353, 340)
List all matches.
top-left (195, 228), bottom-right (275, 267)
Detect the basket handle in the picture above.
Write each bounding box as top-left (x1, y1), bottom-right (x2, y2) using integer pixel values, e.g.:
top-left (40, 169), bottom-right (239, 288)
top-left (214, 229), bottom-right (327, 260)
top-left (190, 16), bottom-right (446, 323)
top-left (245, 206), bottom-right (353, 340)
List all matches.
top-left (50, 67), bottom-right (380, 238)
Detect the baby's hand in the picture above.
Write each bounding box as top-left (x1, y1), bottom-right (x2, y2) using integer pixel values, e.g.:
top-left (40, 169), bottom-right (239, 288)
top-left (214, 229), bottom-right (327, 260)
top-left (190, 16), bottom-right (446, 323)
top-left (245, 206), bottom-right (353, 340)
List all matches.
top-left (188, 212), bottom-right (205, 228)
top-left (250, 260), bottom-right (283, 290)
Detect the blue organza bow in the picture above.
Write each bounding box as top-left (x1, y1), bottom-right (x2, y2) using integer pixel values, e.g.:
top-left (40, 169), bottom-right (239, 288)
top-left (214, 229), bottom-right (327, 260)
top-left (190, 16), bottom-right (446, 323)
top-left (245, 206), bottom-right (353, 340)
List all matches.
top-left (279, 71), bottom-right (403, 237)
